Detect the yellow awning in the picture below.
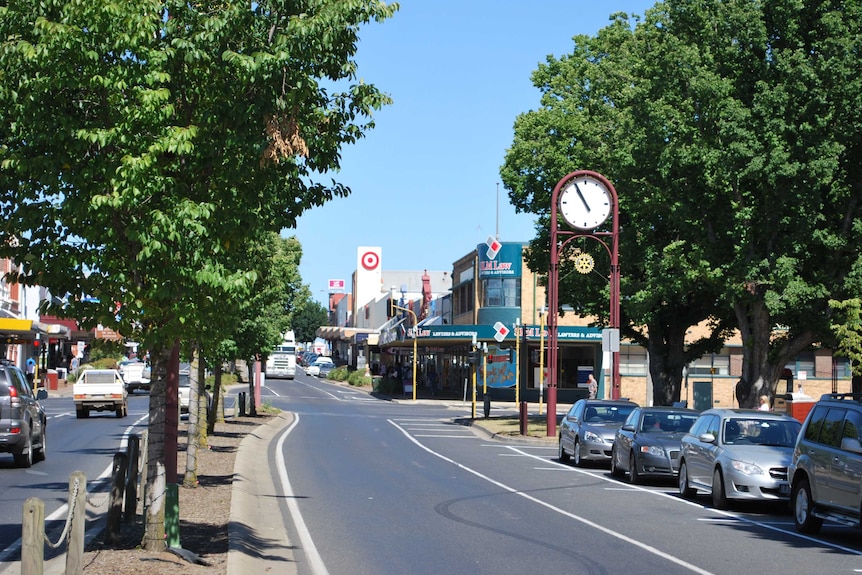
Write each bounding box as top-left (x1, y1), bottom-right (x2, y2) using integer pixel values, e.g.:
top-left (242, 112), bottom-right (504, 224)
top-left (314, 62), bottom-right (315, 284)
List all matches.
top-left (0, 318), bottom-right (71, 339)
top-left (0, 318), bottom-right (34, 333)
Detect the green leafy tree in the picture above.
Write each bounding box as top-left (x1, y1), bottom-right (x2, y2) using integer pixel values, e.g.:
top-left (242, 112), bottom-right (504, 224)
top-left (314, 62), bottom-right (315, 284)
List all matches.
top-left (502, 12), bottom-right (733, 405)
top-left (0, 0), bottom-right (397, 549)
top-left (293, 298), bottom-right (330, 344)
top-left (233, 232), bottom-right (306, 415)
top-left (831, 299), bottom-right (862, 378)
top-left (503, 2), bottom-right (862, 406)
top-left (645, 0), bottom-right (862, 406)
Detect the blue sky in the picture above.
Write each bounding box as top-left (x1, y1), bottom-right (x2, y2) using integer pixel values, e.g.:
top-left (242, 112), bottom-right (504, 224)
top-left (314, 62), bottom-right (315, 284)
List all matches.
top-left (293, 1), bottom-right (654, 306)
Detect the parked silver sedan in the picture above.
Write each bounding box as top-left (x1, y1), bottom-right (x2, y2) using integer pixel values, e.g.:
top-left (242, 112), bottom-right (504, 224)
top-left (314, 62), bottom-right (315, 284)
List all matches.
top-left (678, 408), bottom-right (801, 509)
top-left (611, 406), bottom-right (699, 484)
top-left (558, 399), bottom-right (638, 467)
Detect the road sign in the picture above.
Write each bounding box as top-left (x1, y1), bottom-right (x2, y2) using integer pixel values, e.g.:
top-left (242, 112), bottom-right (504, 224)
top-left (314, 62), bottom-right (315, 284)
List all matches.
top-left (493, 321), bottom-right (510, 343)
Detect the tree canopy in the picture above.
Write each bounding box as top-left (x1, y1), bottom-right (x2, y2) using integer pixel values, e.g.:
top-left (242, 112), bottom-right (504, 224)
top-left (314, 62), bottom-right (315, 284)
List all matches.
top-left (502, 1), bottom-right (862, 406)
top-left (0, 0), bottom-right (397, 548)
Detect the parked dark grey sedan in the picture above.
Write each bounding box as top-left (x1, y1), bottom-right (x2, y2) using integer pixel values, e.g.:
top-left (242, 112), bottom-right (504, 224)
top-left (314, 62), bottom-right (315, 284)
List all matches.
top-left (610, 406), bottom-right (699, 484)
top-left (558, 399), bottom-right (638, 467)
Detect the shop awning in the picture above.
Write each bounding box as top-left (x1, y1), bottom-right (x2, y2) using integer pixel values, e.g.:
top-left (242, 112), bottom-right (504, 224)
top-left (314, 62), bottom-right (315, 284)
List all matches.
top-left (0, 318), bottom-right (72, 341)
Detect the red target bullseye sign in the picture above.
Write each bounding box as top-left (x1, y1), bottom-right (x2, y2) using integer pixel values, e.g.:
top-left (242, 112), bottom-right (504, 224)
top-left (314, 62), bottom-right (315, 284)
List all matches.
top-left (361, 251), bottom-right (380, 270)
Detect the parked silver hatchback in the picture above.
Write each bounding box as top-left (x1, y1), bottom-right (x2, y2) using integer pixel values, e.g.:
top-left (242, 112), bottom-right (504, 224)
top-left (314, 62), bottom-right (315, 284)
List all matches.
top-left (678, 408), bottom-right (801, 509)
top-left (789, 393), bottom-right (862, 533)
top-left (0, 361), bottom-right (47, 467)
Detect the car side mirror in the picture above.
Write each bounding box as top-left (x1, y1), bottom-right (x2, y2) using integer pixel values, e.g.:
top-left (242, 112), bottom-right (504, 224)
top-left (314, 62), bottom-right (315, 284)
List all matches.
top-left (36, 388), bottom-right (48, 400)
top-left (699, 432), bottom-right (716, 444)
top-left (621, 423), bottom-right (635, 432)
top-left (840, 437), bottom-right (862, 454)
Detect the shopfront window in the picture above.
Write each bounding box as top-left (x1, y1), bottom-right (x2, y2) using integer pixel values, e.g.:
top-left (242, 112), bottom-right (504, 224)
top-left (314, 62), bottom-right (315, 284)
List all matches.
top-left (481, 278), bottom-right (520, 308)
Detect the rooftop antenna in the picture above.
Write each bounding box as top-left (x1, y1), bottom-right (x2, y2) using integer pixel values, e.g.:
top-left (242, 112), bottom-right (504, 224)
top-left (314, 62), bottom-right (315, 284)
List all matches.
top-left (496, 182), bottom-right (500, 240)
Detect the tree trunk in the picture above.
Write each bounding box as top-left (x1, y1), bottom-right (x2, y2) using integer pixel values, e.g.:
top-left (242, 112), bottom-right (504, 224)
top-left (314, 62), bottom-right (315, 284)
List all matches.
top-left (734, 296), bottom-right (816, 408)
top-left (142, 344), bottom-right (169, 551)
top-left (206, 364), bottom-right (223, 435)
top-left (247, 360), bottom-right (257, 416)
top-left (197, 358), bottom-right (208, 449)
top-left (182, 346), bottom-right (200, 488)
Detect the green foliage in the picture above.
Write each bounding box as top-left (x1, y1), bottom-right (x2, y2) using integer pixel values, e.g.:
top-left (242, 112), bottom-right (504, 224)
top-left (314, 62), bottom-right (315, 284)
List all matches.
top-left (347, 369), bottom-right (371, 387)
top-left (86, 341), bottom-right (127, 363)
top-left (292, 299), bottom-right (330, 343)
top-left (327, 366), bottom-right (350, 382)
top-left (502, 1), bottom-right (862, 404)
top-left (84, 357), bottom-right (123, 370)
top-left (831, 299), bottom-right (862, 376)
top-left (204, 371), bottom-right (238, 392)
top-left (0, 0), bottom-right (399, 546)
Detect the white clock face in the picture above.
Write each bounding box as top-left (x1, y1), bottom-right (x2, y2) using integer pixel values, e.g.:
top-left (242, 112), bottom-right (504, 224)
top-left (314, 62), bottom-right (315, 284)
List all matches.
top-left (559, 176), bottom-right (612, 230)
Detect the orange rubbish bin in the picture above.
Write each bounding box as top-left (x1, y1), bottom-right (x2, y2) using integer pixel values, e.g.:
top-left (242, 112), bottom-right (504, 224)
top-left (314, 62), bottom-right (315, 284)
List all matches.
top-left (45, 369), bottom-right (58, 391)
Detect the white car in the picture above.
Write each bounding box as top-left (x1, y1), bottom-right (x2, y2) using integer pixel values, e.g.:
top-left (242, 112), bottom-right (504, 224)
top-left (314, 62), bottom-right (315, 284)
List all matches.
top-left (177, 363), bottom-right (209, 416)
top-left (306, 357), bottom-right (335, 377)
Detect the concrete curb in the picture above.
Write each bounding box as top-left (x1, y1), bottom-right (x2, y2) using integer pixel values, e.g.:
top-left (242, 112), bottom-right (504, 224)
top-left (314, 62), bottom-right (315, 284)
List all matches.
top-left (226, 411), bottom-right (297, 575)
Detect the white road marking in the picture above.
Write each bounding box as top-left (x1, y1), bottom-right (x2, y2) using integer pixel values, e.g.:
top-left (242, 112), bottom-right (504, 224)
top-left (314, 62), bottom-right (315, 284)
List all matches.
top-left (390, 419), bottom-right (715, 575)
top-left (276, 415), bottom-right (329, 575)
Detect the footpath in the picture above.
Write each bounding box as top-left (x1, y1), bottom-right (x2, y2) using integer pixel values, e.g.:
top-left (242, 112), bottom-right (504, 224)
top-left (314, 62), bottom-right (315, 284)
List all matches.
top-left (32, 380), bottom-right (559, 575)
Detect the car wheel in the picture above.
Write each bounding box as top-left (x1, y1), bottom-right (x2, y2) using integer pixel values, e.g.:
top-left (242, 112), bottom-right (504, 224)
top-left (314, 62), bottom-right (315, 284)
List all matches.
top-left (629, 452), bottom-right (640, 484)
top-left (679, 460), bottom-right (695, 498)
top-left (792, 477), bottom-right (823, 534)
top-left (712, 468), bottom-right (728, 509)
top-left (14, 432), bottom-right (33, 468)
top-left (558, 438), bottom-right (570, 463)
top-left (34, 424), bottom-right (46, 463)
top-left (610, 446), bottom-right (624, 478)
top-left (573, 439), bottom-right (584, 467)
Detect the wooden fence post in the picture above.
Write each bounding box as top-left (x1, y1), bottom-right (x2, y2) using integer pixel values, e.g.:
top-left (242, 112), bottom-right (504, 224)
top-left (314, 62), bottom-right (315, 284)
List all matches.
top-left (105, 452), bottom-right (128, 545)
top-left (21, 497), bottom-right (44, 575)
top-left (66, 471), bottom-right (86, 575)
top-left (124, 435), bottom-right (140, 522)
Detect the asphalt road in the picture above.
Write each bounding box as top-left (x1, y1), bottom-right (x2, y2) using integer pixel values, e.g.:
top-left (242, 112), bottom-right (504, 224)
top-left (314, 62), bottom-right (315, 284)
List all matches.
top-left (262, 371), bottom-right (862, 575)
top-left (0, 393), bottom-right (149, 568)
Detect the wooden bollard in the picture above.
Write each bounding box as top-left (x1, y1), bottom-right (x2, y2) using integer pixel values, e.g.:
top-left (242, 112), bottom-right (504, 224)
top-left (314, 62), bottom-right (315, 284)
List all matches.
top-left (67, 470), bottom-right (87, 575)
top-left (21, 497), bottom-right (44, 575)
top-left (105, 453), bottom-right (128, 545)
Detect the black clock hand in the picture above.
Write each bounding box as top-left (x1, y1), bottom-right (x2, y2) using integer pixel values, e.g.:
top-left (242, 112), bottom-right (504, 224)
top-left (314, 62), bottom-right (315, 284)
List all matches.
top-left (574, 182), bottom-right (591, 212)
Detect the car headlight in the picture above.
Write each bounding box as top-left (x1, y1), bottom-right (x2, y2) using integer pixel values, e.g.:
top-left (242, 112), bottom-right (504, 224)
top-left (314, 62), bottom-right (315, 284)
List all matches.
top-left (730, 459), bottom-right (764, 475)
top-left (639, 445), bottom-right (665, 458)
top-left (584, 430), bottom-right (603, 443)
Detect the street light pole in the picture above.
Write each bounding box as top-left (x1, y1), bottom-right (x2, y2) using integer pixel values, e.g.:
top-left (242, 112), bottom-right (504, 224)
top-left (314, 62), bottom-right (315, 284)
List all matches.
top-left (391, 302), bottom-right (418, 401)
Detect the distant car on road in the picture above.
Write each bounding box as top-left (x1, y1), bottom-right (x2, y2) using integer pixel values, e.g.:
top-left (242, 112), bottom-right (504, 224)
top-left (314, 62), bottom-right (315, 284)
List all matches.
top-left (558, 399), bottom-right (639, 467)
top-left (678, 408), bottom-right (801, 509)
top-left (610, 406), bottom-right (699, 483)
top-left (177, 363), bottom-right (211, 417)
top-left (307, 356), bottom-right (335, 378)
top-left (118, 359), bottom-right (150, 393)
top-left (0, 361), bottom-right (46, 468)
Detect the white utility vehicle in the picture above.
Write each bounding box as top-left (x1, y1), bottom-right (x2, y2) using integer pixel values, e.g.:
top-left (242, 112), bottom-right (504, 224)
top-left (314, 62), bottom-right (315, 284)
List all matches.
top-left (73, 369), bottom-right (128, 419)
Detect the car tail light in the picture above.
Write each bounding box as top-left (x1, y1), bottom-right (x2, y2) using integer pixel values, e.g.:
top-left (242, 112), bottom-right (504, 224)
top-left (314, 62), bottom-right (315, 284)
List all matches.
top-left (9, 385), bottom-right (20, 407)
top-left (9, 426), bottom-right (21, 434)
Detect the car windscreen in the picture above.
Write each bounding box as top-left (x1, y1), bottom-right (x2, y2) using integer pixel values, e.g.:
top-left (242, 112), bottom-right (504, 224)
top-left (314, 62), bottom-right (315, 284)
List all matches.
top-left (723, 418), bottom-right (802, 447)
top-left (640, 411), bottom-right (699, 433)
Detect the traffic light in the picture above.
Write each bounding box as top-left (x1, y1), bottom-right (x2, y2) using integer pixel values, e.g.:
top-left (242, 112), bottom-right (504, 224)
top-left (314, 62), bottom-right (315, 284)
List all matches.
top-left (468, 350), bottom-right (481, 365)
top-left (386, 298), bottom-right (394, 318)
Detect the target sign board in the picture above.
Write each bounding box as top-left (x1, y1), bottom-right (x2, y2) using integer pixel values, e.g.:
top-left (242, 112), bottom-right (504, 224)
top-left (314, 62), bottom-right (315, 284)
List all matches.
top-left (493, 321), bottom-right (510, 343)
top-left (360, 250), bottom-right (380, 270)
